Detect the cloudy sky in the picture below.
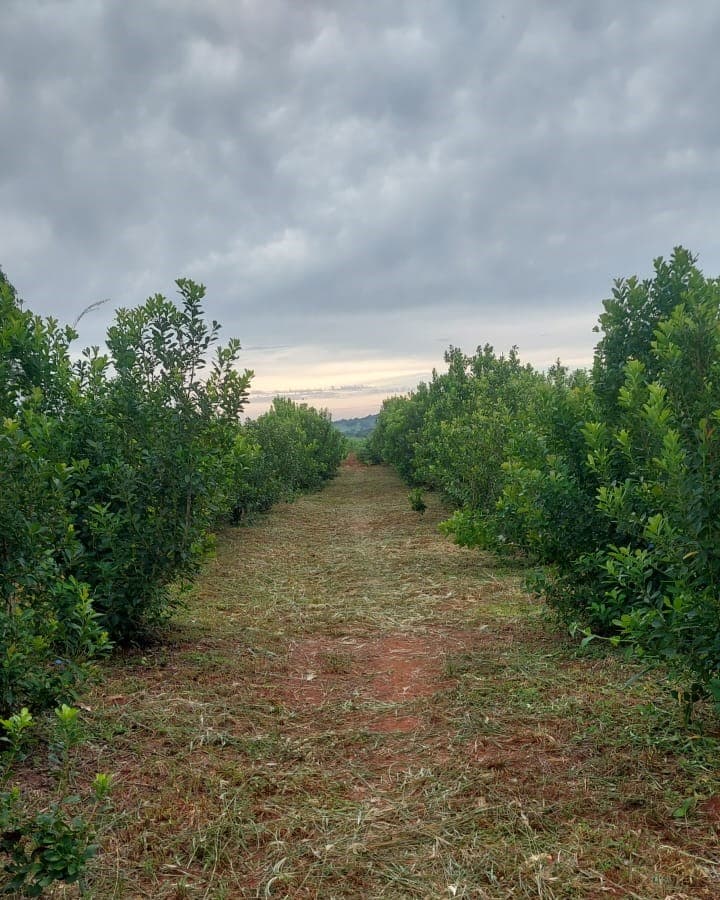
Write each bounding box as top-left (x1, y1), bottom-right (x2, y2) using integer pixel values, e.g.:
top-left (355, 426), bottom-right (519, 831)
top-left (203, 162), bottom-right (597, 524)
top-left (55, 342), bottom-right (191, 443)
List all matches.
top-left (2, 1), bottom-right (719, 417)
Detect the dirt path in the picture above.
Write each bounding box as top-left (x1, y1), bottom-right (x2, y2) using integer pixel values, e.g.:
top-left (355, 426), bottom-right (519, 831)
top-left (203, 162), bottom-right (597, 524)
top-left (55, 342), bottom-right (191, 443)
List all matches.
top-left (78, 462), bottom-right (720, 898)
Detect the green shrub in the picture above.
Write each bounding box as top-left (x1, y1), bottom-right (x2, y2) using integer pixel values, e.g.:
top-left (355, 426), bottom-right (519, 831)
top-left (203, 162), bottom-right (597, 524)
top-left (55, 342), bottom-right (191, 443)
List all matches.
top-left (0, 276), bottom-right (108, 715)
top-left (408, 488), bottom-right (426, 514)
top-left (587, 266), bottom-right (720, 706)
top-left (64, 280), bottom-right (252, 643)
top-left (242, 398), bottom-right (347, 511)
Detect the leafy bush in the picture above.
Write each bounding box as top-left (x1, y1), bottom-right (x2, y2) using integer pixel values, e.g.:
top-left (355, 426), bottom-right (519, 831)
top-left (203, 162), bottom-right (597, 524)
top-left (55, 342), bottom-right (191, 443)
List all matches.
top-left (408, 488), bottom-right (426, 514)
top-left (592, 247), bottom-right (699, 419)
top-left (63, 280), bottom-right (252, 642)
top-left (370, 344), bottom-right (546, 534)
top-left (0, 274), bottom-right (108, 715)
top-left (586, 265), bottom-right (720, 704)
top-left (365, 391), bottom-right (429, 481)
top-left (239, 398), bottom-right (347, 515)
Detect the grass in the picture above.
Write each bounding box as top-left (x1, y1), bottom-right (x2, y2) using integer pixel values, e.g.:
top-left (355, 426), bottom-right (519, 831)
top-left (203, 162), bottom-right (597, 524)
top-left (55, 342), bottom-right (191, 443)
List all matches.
top-left (14, 462), bottom-right (720, 897)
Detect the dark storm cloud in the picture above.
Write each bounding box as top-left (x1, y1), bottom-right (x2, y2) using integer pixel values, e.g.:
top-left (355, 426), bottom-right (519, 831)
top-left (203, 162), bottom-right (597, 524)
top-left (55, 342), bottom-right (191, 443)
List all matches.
top-left (1, 0), bottom-right (719, 401)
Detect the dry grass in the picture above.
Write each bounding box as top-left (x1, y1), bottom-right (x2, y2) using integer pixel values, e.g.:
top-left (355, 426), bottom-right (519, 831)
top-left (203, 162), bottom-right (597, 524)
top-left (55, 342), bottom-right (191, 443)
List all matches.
top-left (21, 463), bottom-right (720, 897)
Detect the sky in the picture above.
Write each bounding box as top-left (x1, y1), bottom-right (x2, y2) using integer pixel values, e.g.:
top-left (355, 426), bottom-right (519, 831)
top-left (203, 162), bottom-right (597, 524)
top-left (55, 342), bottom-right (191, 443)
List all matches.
top-left (1, 1), bottom-right (719, 419)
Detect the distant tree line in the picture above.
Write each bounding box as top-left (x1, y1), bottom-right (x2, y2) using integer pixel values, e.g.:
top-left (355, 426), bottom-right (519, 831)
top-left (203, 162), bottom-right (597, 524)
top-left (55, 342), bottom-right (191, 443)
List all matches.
top-left (333, 413), bottom-right (378, 438)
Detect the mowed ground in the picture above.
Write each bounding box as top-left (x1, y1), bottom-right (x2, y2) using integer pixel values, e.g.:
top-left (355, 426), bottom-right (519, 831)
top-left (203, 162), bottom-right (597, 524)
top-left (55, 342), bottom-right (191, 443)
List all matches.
top-left (58, 460), bottom-right (720, 897)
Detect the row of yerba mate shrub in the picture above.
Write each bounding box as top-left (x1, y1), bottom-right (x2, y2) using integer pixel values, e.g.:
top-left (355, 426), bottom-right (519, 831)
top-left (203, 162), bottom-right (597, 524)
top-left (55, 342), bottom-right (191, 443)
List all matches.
top-left (367, 248), bottom-right (720, 719)
top-left (0, 267), bottom-right (346, 892)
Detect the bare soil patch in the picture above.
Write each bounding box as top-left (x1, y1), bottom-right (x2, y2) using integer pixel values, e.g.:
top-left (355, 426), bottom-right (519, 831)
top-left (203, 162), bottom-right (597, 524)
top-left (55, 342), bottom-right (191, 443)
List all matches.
top-left (369, 714), bottom-right (421, 734)
top-left (281, 632), bottom-right (470, 708)
top-left (342, 451), bottom-right (365, 469)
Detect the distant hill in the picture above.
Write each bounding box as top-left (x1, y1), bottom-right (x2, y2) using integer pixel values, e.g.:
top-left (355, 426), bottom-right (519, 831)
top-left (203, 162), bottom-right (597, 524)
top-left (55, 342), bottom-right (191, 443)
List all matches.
top-left (333, 413), bottom-right (378, 438)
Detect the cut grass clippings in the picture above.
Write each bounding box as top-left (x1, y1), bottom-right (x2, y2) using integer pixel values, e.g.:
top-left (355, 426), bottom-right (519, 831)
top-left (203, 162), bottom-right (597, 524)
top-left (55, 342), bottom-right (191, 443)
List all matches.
top-left (14, 462), bottom-right (720, 898)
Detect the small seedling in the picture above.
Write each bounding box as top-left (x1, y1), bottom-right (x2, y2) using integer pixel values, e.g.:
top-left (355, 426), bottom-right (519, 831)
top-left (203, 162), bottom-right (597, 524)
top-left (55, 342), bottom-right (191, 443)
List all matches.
top-left (0, 708), bottom-right (35, 775)
top-left (92, 773), bottom-right (113, 801)
top-left (50, 705), bottom-right (84, 790)
top-left (409, 488), bottom-right (426, 514)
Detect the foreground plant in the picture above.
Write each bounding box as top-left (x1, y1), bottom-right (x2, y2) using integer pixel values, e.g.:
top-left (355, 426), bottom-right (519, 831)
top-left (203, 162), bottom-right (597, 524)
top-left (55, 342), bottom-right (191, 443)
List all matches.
top-left (0, 706), bottom-right (112, 896)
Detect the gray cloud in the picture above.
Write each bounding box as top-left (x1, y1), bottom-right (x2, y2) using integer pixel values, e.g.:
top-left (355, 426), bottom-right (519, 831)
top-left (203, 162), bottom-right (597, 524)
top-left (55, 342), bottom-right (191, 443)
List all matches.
top-left (1, 0), bottom-right (719, 412)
